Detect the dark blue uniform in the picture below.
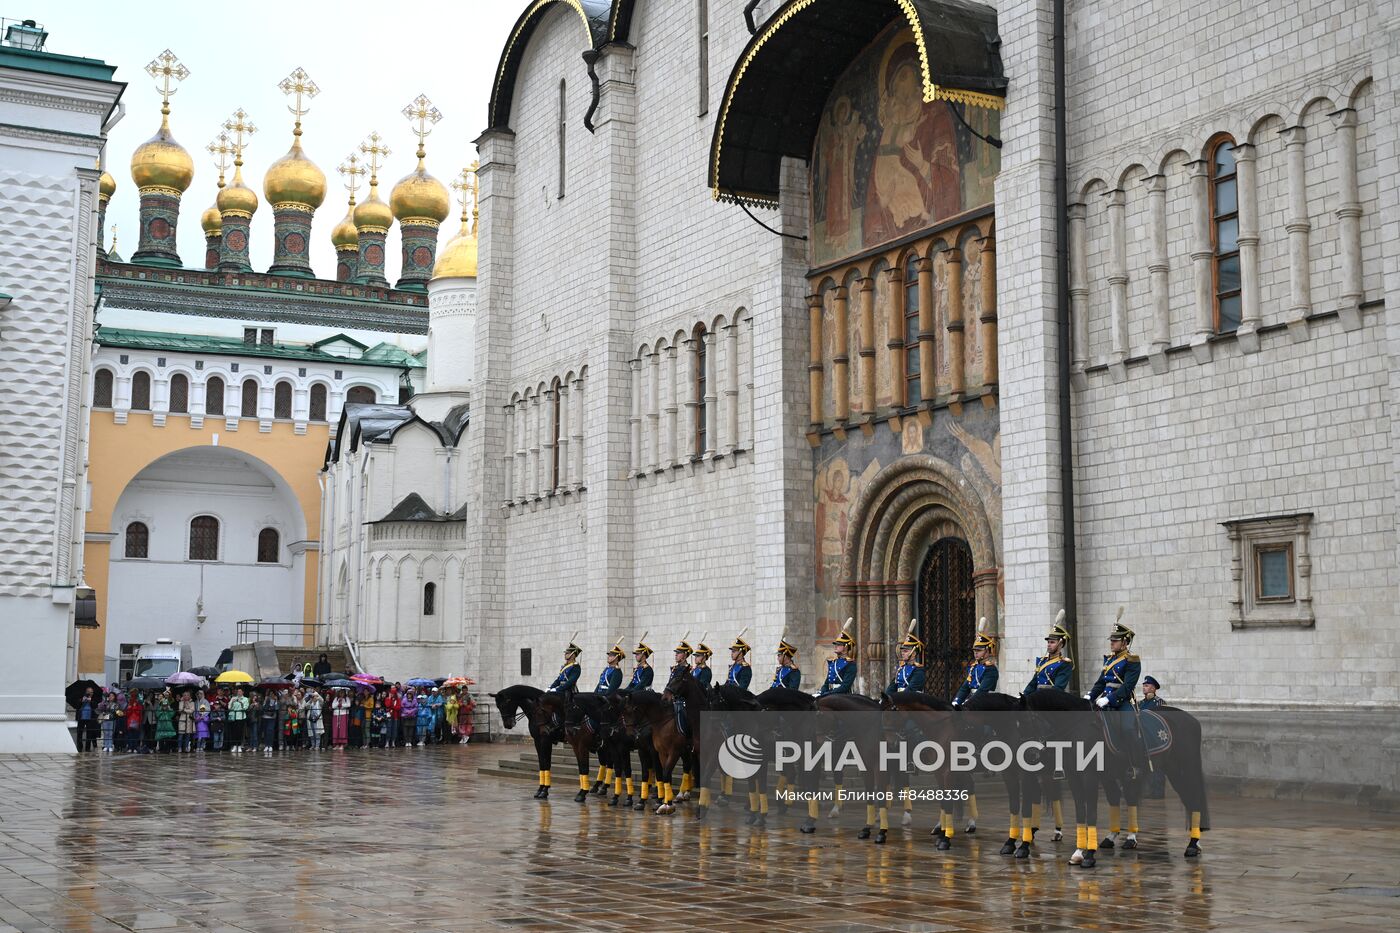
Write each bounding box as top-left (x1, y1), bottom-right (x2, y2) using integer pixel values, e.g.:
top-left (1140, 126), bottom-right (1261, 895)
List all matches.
top-left (952, 661), bottom-right (997, 706)
top-left (594, 667), bottom-right (622, 695)
top-left (1022, 655), bottom-right (1074, 695)
top-left (1138, 694), bottom-right (1161, 711)
top-left (549, 663), bottom-right (580, 694)
top-left (885, 662), bottom-right (926, 695)
top-left (692, 666), bottom-right (712, 687)
top-left (623, 665), bottom-right (653, 693)
top-left (818, 657), bottom-right (856, 696)
top-left (771, 665), bottom-right (801, 690)
top-left (725, 662), bottom-right (752, 690)
top-left (1088, 651), bottom-right (1140, 709)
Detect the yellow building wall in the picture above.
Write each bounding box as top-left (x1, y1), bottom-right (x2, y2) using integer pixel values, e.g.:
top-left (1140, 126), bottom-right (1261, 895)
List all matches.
top-left (80, 411), bottom-right (329, 673)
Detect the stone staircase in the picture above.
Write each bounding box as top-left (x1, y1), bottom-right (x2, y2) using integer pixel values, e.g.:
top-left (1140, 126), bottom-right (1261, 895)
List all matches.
top-left (478, 749), bottom-right (651, 784)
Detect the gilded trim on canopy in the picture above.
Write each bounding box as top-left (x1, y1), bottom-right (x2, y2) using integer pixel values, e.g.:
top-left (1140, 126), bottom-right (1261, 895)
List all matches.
top-left (489, 0), bottom-right (596, 129)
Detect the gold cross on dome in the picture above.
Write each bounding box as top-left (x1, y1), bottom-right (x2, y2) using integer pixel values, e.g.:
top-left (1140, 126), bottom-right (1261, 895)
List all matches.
top-left (279, 67), bottom-right (320, 136)
top-left (359, 131), bottom-right (391, 186)
top-left (338, 153), bottom-right (365, 203)
top-left (207, 132), bottom-right (233, 186)
top-left (401, 94), bottom-right (442, 159)
top-left (144, 49), bottom-right (189, 112)
top-left (222, 109), bottom-right (257, 167)
top-left (450, 161), bottom-right (479, 231)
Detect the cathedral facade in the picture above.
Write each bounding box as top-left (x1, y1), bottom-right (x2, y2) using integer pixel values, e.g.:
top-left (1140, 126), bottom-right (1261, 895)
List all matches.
top-left (322, 0), bottom-right (1397, 787)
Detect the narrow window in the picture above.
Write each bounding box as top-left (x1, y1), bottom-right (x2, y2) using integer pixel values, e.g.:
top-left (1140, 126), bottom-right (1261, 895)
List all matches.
top-left (169, 373), bottom-right (189, 413)
top-left (904, 258), bottom-right (921, 406)
top-left (1210, 137), bottom-right (1241, 333)
top-left (694, 327), bottom-right (708, 458)
top-left (309, 383), bottom-right (327, 421)
top-left (551, 381), bottom-right (562, 491)
top-left (346, 385), bottom-right (376, 404)
top-left (423, 582), bottom-right (436, 616)
top-left (274, 381), bottom-right (293, 419)
top-left (260, 328), bottom-right (274, 346)
top-left (557, 79), bottom-right (567, 200)
top-left (243, 328), bottom-right (257, 346)
top-left (130, 371), bottom-right (151, 411)
top-left (1255, 543), bottom-right (1295, 602)
top-left (205, 376), bottom-right (225, 416)
top-left (520, 647), bottom-right (532, 676)
top-left (93, 369), bottom-right (114, 408)
top-left (241, 380), bottom-right (259, 418)
top-left (189, 515), bottom-right (219, 561)
top-left (124, 521), bottom-right (149, 559)
top-left (256, 528), bottom-right (279, 564)
top-left (697, 0), bottom-right (710, 116)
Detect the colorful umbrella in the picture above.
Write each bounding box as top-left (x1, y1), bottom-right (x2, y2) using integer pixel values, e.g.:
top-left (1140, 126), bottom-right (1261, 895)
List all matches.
top-left (323, 678), bottom-right (367, 691)
top-left (350, 673), bottom-right (383, 684)
top-left (165, 672), bottom-right (206, 686)
top-left (214, 670), bottom-right (254, 684)
top-left (441, 677), bottom-right (475, 688)
top-left (406, 678), bottom-right (437, 688)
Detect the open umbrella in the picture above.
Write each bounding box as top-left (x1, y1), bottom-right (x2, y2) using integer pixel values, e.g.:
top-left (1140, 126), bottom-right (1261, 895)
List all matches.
top-left (65, 679), bottom-right (102, 709)
top-left (214, 670), bottom-right (254, 684)
top-left (406, 678), bottom-right (437, 688)
top-left (298, 677), bottom-right (325, 688)
top-left (165, 672), bottom-right (206, 687)
top-left (125, 676), bottom-right (169, 691)
top-left (350, 673), bottom-right (383, 684)
top-left (441, 676), bottom-right (475, 688)
top-left (322, 678), bottom-right (362, 690)
top-left (189, 666), bottom-right (219, 681)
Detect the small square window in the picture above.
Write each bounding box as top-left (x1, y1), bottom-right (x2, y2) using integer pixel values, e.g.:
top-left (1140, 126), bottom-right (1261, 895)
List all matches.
top-left (156, 357), bottom-right (166, 368)
top-left (1256, 545), bottom-right (1293, 601)
top-left (195, 360), bottom-right (204, 371)
top-left (230, 362), bottom-right (239, 373)
top-left (298, 367), bottom-right (307, 377)
top-left (119, 354), bottom-right (129, 364)
top-left (261, 329), bottom-right (274, 346)
top-left (334, 369), bottom-right (343, 380)
top-left (264, 365), bottom-right (273, 375)
top-left (243, 328), bottom-right (257, 346)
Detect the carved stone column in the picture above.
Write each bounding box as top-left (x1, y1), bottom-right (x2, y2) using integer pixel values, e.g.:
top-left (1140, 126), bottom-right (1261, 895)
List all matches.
top-left (884, 267), bottom-right (905, 406)
top-left (1234, 143), bottom-right (1263, 351)
top-left (1188, 159), bottom-right (1215, 360)
top-left (1106, 188), bottom-right (1129, 367)
top-left (858, 276), bottom-right (876, 418)
top-left (725, 321), bottom-right (740, 452)
top-left (665, 345), bottom-right (679, 466)
top-left (629, 357), bottom-right (642, 474)
top-left (556, 382), bottom-right (570, 492)
top-left (647, 349), bottom-right (661, 471)
top-left (1145, 175), bottom-right (1170, 361)
top-left (1068, 202), bottom-right (1089, 370)
top-left (1331, 108), bottom-right (1364, 330)
top-left (832, 286), bottom-right (850, 422)
top-left (916, 256), bottom-right (935, 402)
top-left (1281, 125), bottom-right (1312, 336)
top-left (570, 374), bottom-right (585, 490)
top-left (946, 248), bottom-right (966, 397)
top-left (980, 234), bottom-right (998, 391)
top-left (703, 328), bottom-right (719, 457)
top-left (807, 293), bottom-right (823, 427)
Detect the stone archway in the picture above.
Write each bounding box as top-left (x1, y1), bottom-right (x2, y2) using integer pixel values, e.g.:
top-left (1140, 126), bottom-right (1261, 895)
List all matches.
top-left (839, 455), bottom-right (997, 689)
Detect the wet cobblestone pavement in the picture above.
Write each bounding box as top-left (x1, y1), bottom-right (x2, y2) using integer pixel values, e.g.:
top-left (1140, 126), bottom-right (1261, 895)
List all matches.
top-left (1, 746), bottom-right (1398, 932)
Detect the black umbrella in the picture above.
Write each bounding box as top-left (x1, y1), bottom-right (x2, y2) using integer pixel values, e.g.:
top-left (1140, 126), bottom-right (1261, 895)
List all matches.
top-left (299, 677), bottom-right (325, 688)
top-left (65, 679), bottom-right (102, 709)
top-left (189, 666), bottom-right (219, 680)
top-left (124, 676), bottom-right (170, 691)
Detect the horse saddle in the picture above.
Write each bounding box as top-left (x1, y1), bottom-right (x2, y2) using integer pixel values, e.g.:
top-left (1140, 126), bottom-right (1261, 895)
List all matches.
top-left (1097, 709), bottom-right (1172, 757)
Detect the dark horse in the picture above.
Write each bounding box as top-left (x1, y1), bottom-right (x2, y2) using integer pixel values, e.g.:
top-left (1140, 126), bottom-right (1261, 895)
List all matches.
top-left (619, 690), bottom-right (691, 815)
top-left (879, 690), bottom-right (975, 849)
top-left (813, 692), bottom-right (895, 842)
top-left (962, 691), bottom-right (1065, 858)
top-left (1022, 688), bottom-right (1209, 866)
top-left (492, 685), bottom-right (596, 802)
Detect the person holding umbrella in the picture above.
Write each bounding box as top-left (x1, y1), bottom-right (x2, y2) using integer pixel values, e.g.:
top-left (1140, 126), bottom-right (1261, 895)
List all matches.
top-left (74, 687), bottom-right (97, 752)
top-left (330, 687), bottom-right (351, 749)
top-left (125, 691), bottom-right (143, 753)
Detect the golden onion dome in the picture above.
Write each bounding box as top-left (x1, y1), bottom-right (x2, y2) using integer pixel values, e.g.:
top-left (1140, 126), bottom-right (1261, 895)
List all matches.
top-left (98, 171), bottom-right (117, 199)
top-left (390, 161), bottom-right (451, 224)
top-left (217, 171), bottom-right (259, 216)
top-left (201, 202), bottom-right (223, 235)
top-left (432, 222), bottom-right (477, 280)
top-left (331, 207), bottom-right (359, 249)
top-left (263, 140), bottom-right (327, 210)
top-left (130, 119), bottom-right (195, 193)
top-left (354, 187), bottom-right (393, 231)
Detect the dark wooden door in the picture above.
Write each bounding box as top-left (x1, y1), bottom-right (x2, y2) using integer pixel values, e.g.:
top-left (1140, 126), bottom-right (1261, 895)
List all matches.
top-left (917, 537), bottom-right (976, 699)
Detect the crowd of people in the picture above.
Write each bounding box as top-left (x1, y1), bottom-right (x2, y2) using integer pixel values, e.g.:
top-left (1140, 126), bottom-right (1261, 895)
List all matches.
top-left (69, 681), bottom-right (476, 755)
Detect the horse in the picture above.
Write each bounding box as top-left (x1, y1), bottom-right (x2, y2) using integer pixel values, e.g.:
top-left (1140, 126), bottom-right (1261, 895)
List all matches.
top-left (812, 692), bottom-right (895, 842)
top-left (563, 692), bottom-right (626, 804)
top-left (961, 691), bottom-right (1065, 858)
top-left (879, 690), bottom-right (978, 848)
top-left (1022, 688), bottom-right (1209, 865)
top-left (491, 685), bottom-right (571, 800)
top-left (618, 689), bottom-right (691, 815)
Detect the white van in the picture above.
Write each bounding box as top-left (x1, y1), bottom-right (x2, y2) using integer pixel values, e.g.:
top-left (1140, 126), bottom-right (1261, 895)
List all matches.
top-left (133, 639), bottom-right (193, 679)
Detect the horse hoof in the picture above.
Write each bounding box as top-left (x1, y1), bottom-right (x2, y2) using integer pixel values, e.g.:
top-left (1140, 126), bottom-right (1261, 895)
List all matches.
top-left (590, 782), bottom-right (605, 796)
top-left (935, 836), bottom-right (952, 851)
top-left (657, 803), bottom-right (674, 815)
top-left (965, 822), bottom-right (977, 835)
top-left (608, 795), bottom-right (620, 807)
top-left (999, 839), bottom-right (1016, 856)
top-left (1014, 842), bottom-right (1031, 859)
top-left (633, 800), bottom-right (646, 812)
top-left (827, 807), bottom-right (841, 820)
top-left (1099, 835), bottom-right (1115, 849)
top-left (755, 815), bottom-right (767, 829)
top-left (1081, 852), bottom-right (1096, 868)
top-left (744, 812), bottom-right (758, 826)
top-left (1123, 834), bottom-right (1138, 850)
top-left (574, 790), bottom-right (588, 803)
top-left (532, 787), bottom-right (545, 799)
top-left (695, 806), bottom-right (708, 822)
top-left (799, 818), bottom-right (816, 834)
top-left (901, 811), bottom-right (913, 827)
top-left (1069, 848), bottom-right (1084, 865)
top-left (875, 829), bottom-right (887, 845)
top-left (1185, 839), bottom-right (1201, 858)
top-left (930, 827), bottom-right (945, 838)
top-left (1052, 830), bottom-right (1063, 842)
top-left (857, 827), bottom-right (871, 840)
top-left (677, 792), bottom-right (690, 802)
top-left (539, 788), bottom-right (550, 800)
top-left (714, 795), bottom-right (729, 808)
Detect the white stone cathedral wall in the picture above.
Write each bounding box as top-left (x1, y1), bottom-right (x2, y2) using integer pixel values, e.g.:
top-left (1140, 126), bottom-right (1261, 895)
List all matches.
top-left (503, 505), bottom-right (589, 684)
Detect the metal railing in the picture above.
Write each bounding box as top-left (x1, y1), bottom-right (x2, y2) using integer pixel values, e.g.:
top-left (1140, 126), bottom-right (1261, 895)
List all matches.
top-left (234, 619), bottom-right (331, 647)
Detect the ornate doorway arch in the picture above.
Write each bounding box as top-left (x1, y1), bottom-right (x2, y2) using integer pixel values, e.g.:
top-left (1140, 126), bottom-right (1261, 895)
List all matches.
top-left (916, 537), bottom-right (977, 698)
top-left (840, 455), bottom-right (998, 689)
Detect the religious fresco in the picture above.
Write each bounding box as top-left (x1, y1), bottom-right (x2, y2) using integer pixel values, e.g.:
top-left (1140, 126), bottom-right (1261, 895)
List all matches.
top-left (810, 22), bottom-right (1000, 269)
top-left (812, 403), bottom-right (1001, 640)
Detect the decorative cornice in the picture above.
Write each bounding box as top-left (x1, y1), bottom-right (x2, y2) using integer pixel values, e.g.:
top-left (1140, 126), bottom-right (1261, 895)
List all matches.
top-left (0, 86), bottom-right (109, 115)
top-left (0, 121), bottom-right (102, 147)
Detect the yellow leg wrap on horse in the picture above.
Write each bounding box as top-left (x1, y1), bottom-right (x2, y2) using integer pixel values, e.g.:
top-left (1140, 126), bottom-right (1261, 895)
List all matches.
top-left (1021, 822), bottom-right (1034, 844)
top-left (641, 782), bottom-right (650, 801)
top-left (1086, 826), bottom-right (1098, 851)
top-left (1010, 813), bottom-right (1021, 838)
top-left (759, 794), bottom-right (770, 815)
top-left (664, 783), bottom-right (675, 804)
top-left (1076, 825), bottom-right (1087, 849)
top-left (700, 787), bottom-right (712, 806)
top-left (777, 776), bottom-right (789, 794)
top-left (579, 775), bottom-right (590, 791)
top-left (1031, 802), bottom-right (1043, 830)
top-left (748, 791), bottom-right (759, 812)
top-left (654, 780), bottom-right (664, 799)
top-left (723, 775), bottom-right (733, 795)
top-left (1190, 811), bottom-right (1201, 840)
top-left (969, 794), bottom-right (979, 820)
top-left (613, 777), bottom-right (623, 795)
top-left (1108, 805), bottom-right (1121, 833)
top-left (904, 787), bottom-right (914, 812)
top-left (1128, 805), bottom-right (1139, 834)
top-left (866, 804), bottom-right (877, 826)
top-left (879, 808), bottom-right (889, 831)
top-left (1053, 799), bottom-right (1064, 829)
top-left (808, 799), bottom-right (820, 820)
top-left (604, 767), bottom-right (614, 783)
top-left (680, 773), bottom-right (692, 794)
top-left (540, 770), bottom-right (551, 787)
top-left (625, 778), bottom-right (635, 796)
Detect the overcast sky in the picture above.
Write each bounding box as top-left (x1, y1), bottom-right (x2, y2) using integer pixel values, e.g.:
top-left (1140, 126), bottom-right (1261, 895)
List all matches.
top-left (42, 1), bottom-right (522, 280)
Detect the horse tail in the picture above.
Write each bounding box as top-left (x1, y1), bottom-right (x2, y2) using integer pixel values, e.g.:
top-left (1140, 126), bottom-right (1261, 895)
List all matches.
top-left (1170, 709), bottom-right (1210, 832)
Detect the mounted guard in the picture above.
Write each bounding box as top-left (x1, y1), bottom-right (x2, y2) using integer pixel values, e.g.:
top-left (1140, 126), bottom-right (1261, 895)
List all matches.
top-left (1087, 608), bottom-right (1147, 774)
top-left (1023, 610), bottom-right (1074, 695)
top-left (952, 623), bottom-right (998, 706)
top-left (885, 618), bottom-right (927, 696)
top-left (548, 635), bottom-right (582, 697)
top-left (725, 629), bottom-right (753, 690)
top-left (771, 635), bottom-right (801, 690)
top-left (818, 618), bottom-right (857, 696)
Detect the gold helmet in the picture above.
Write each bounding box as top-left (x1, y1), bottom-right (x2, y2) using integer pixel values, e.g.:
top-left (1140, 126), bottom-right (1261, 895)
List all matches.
top-left (730, 628), bottom-right (751, 655)
top-left (776, 637), bottom-right (798, 658)
top-left (899, 617), bottom-right (924, 653)
top-left (1046, 609), bottom-right (1071, 643)
top-left (1109, 606), bottom-right (1134, 644)
top-left (674, 637), bottom-right (693, 656)
top-left (606, 642), bottom-right (626, 661)
top-left (832, 616), bottom-right (856, 650)
top-left (694, 643), bottom-right (713, 659)
top-left (633, 631), bottom-right (653, 658)
top-left (564, 632), bottom-right (581, 658)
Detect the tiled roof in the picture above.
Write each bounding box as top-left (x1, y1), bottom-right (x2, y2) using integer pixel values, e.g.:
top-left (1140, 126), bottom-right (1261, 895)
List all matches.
top-left (96, 327), bottom-right (426, 370)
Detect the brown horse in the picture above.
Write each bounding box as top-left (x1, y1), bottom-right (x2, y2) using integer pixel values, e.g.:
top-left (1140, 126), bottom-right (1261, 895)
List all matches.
top-left (619, 690), bottom-right (690, 815)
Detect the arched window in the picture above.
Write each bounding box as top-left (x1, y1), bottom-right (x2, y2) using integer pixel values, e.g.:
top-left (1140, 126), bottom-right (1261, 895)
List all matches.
top-left (256, 527), bottom-right (279, 563)
top-left (697, 0), bottom-right (711, 115)
top-left (241, 379), bottom-right (259, 418)
top-left (130, 371), bottom-right (151, 411)
top-left (557, 80), bottom-right (568, 199)
top-left (1210, 137), bottom-right (1241, 333)
top-left (903, 257), bottom-right (921, 406)
top-left (124, 521), bottom-right (148, 559)
top-left (694, 326), bottom-right (708, 458)
top-left (309, 383), bottom-right (327, 421)
top-left (169, 373), bottom-right (189, 413)
top-left (92, 369), bottom-right (114, 408)
top-left (274, 381), bottom-right (293, 420)
top-left (550, 380), bottom-right (561, 492)
top-left (422, 581), bottom-right (436, 616)
top-left (205, 376), bottom-right (225, 416)
top-left (346, 385), bottom-right (376, 404)
top-left (189, 515), bottom-right (219, 561)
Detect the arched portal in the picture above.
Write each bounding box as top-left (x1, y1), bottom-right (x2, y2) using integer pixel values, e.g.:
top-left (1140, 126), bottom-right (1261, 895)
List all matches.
top-left (915, 537), bottom-right (976, 698)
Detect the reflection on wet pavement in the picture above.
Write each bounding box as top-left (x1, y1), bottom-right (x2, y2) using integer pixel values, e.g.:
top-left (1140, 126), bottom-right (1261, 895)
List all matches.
top-left (0, 747), bottom-right (1397, 931)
